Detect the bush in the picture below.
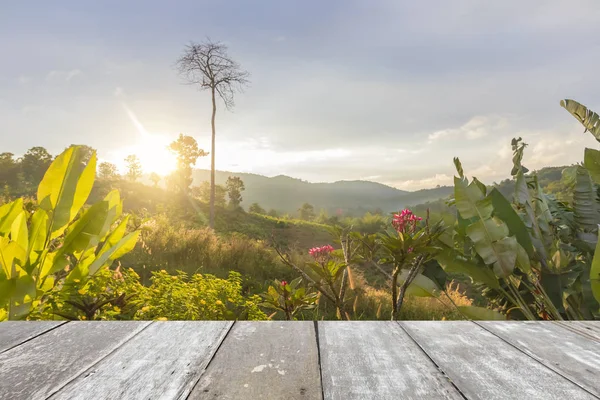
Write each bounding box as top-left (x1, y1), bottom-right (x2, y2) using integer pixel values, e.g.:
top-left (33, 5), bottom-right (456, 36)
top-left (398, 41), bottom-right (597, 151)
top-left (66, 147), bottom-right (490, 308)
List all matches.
top-left (33, 266), bottom-right (267, 321)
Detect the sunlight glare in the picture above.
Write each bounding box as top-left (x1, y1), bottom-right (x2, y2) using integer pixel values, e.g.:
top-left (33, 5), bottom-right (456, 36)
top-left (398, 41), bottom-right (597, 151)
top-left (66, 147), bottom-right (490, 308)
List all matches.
top-left (111, 104), bottom-right (178, 176)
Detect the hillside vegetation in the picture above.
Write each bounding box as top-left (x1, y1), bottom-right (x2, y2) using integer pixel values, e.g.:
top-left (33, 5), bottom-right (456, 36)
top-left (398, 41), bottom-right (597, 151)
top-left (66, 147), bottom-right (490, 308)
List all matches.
top-left (1, 98), bottom-right (599, 323)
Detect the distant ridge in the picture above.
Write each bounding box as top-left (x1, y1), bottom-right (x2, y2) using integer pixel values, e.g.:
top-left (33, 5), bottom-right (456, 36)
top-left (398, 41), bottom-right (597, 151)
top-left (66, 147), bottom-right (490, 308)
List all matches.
top-left (191, 169), bottom-right (452, 213)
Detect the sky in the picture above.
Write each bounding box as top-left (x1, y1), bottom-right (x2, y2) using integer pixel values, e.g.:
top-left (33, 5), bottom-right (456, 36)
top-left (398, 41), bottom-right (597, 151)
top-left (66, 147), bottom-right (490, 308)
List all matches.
top-left (2, 1), bottom-right (600, 190)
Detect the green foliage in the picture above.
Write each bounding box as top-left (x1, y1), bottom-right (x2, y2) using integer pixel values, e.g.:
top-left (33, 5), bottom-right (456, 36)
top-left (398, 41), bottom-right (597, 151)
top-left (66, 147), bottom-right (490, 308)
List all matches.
top-left (298, 202), bottom-right (315, 221)
top-left (192, 182), bottom-right (226, 207)
top-left (21, 147), bottom-right (52, 189)
top-left (248, 202), bottom-right (266, 214)
top-left (560, 99), bottom-right (600, 141)
top-left (0, 146), bottom-right (140, 320)
top-left (137, 270), bottom-right (266, 320)
top-left (226, 176), bottom-right (245, 209)
top-left (260, 278), bottom-right (317, 320)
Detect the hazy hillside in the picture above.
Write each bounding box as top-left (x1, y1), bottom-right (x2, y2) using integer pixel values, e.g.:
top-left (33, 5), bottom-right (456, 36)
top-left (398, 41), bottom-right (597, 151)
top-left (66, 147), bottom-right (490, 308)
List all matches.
top-left (191, 169), bottom-right (453, 214)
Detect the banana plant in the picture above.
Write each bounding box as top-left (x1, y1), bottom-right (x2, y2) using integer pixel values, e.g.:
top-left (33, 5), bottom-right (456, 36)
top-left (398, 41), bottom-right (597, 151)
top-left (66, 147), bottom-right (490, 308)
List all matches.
top-left (0, 146), bottom-right (140, 320)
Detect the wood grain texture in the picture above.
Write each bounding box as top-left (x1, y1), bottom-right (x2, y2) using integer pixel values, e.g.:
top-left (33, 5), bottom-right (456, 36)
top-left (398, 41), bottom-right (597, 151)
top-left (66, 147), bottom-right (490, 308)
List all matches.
top-left (190, 321), bottom-right (322, 400)
top-left (318, 321), bottom-right (464, 400)
top-left (478, 321), bottom-right (600, 397)
top-left (0, 321), bottom-right (149, 400)
top-left (0, 321), bottom-right (66, 353)
top-left (51, 321), bottom-right (232, 400)
top-left (555, 321), bottom-right (600, 342)
top-left (401, 321), bottom-right (597, 400)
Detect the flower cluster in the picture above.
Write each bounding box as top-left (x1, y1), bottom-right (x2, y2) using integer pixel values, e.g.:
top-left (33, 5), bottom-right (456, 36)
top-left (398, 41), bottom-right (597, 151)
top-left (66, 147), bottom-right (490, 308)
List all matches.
top-left (308, 245), bottom-right (335, 261)
top-left (392, 209), bottom-right (422, 233)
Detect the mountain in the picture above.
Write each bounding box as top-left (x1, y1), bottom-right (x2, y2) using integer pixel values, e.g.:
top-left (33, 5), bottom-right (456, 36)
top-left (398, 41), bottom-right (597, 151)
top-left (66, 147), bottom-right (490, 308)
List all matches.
top-left (191, 169), bottom-right (453, 214)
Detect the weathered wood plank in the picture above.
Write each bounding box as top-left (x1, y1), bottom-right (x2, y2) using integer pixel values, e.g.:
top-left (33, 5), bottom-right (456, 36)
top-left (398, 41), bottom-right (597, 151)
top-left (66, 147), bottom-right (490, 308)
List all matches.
top-left (190, 321), bottom-right (322, 399)
top-left (0, 321), bottom-right (149, 400)
top-left (0, 321), bottom-right (66, 354)
top-left (51, 321), bottom-right (232, 400)
top-left (318, 321), bottom-right (464, 399)
top-left (401, 321), bottom-right (597, 400)
top-left (555, 321), bottom-right (600, 342)
top-left (478, 321), bottom-right (600, 397)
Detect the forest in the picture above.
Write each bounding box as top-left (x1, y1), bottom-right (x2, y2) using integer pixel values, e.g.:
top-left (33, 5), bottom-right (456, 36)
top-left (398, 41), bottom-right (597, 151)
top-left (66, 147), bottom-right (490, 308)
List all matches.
top-left (1, 97), bottom-right (599, 322)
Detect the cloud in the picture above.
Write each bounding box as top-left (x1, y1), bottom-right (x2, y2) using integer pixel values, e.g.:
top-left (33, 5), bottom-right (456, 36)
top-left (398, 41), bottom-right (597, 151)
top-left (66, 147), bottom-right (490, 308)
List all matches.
top-left (273, 36), bottom-right (286, 42)
top-left (428, 115), bottom-right (509, 143)
top-left (385, 174), bottom-right (454, 191)
top-left (114, 87), bottom-right (125, 97)
top-left (46, 69), bottom-right (83, 82)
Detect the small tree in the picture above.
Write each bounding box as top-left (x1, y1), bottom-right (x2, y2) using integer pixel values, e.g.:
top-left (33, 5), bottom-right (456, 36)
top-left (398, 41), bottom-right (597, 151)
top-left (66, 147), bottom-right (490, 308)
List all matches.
top-left (248, 202), bottom-right (266, 214)
top-left (125, 155), bottom-right (142, 182)
top-left (98, 162), bottom-right (119, 180)
top-left (267, 209), bottom-right (279, 218)
top-left (20, 146), bottom-right (52, 187)
top-left (176, 39), bottom-right (250, 228)
top-left (298, 203), bottom-right (315, 221)
top-left (168, 134), bottom-right (207, 193)
top-left (194, 182), bottom-right (226, 207)
top-left (226, 176), bottom-right (245, 209)
top-left (149, 172), bottom-right (161, 187)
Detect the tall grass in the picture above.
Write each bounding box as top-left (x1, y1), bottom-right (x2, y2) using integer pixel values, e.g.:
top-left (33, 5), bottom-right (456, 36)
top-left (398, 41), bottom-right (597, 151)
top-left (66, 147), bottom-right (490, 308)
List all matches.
top-left (120, 214), bottom-right (295, 293)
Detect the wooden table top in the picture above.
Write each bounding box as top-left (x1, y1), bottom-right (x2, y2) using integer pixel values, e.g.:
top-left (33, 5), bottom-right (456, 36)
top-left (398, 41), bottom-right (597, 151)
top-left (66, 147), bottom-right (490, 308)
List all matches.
top-left (0, 321), bottom-right (599, 400)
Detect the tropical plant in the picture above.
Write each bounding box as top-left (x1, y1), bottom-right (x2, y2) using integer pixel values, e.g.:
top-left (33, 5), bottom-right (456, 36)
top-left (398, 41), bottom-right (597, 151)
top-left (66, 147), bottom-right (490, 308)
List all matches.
top-left (0, 146), bottom-right (140, 320)
top-left (260, 278), bottom-right (318, 320)
top-left (435, 125), bottom-right (599, 320)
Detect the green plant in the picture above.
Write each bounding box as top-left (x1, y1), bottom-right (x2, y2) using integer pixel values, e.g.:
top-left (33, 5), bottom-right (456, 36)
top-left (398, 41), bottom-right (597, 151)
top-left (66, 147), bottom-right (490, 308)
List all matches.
top-left (0, 146), bottom-right (140, 320)
top-left (260, 278), bottom-right (318, 320)
top-left (136, 270), bottom-right (266, 320)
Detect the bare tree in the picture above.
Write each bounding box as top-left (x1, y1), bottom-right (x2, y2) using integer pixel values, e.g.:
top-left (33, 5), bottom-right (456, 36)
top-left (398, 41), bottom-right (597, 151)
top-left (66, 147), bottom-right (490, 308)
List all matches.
top-left (175, 39), bottom-right (249, 228)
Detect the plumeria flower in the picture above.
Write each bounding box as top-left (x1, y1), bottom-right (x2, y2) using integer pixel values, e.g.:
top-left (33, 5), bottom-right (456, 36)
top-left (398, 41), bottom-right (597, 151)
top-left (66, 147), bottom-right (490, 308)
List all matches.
top-left (308, 245), bottom-right (335, 261)
top-left (392, 209), bottom-right (422, 234)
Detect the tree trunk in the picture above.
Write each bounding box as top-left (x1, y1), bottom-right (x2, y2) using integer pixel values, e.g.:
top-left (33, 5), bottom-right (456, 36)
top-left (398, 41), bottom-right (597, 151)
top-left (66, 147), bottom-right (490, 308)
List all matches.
top-left (209, 87), bottom-right (217, 229)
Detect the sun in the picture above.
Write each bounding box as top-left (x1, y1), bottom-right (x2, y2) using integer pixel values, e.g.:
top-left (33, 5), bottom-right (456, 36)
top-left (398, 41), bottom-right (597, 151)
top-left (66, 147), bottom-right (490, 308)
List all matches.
top-left (111, 104), bottom-right (178, 176)
top-left (132, 134), bottom-right (178, 176)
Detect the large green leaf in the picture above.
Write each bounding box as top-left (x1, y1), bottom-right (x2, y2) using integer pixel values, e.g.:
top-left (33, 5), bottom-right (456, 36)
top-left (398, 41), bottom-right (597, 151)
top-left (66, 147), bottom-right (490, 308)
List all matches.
top-left (86, 230), bottom-right (140, 276)
top-left (59, 200), bottom-right (109, 256)
top-left (0, 237), bottom-right (26, 278)
top-left (489, 188), bottom-right (533, 256)
top-left (590, 236), bottom-right (600, 305)
top-left (27, 209), bottom-right (48, 267)
top-left (436, 249), bottom-right (500, 289)
top-left (560, 99), bottom-right (600, 142)
top-left (457, 306), bottom-right (506, 320)
top-left (397, 270), bottom-right (439, 297)
top-left (37, 146), bottom-right (97, 238)
top-left (0, 199), bottom-right (23, 236)
top-left (466, 218), bottom-right (517, 278)
top-left (573, 166), bottom-right (600, 231)
top-left (10, 211), bottom-right (28, 251)
top-left (454, 177), bottom-right (490, 220)
top-left (584, 148), bottom-right (600, 184)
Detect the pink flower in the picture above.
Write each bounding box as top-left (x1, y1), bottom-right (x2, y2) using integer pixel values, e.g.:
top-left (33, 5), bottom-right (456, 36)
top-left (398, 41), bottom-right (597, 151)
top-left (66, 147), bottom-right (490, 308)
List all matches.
top-left (392, 209), bottom-right (422, 234)
top-left (281, 280), bottom-right (288, 286)
top-left (309, 245), bottom-right (335, 261)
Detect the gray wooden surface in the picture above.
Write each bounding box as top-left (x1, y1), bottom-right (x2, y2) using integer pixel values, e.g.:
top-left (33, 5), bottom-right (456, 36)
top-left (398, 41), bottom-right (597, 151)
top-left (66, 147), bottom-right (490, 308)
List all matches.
top-left (190, 321), bottom-right (321, 399)
top-left (0, 321), bottom-right (599, 400)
